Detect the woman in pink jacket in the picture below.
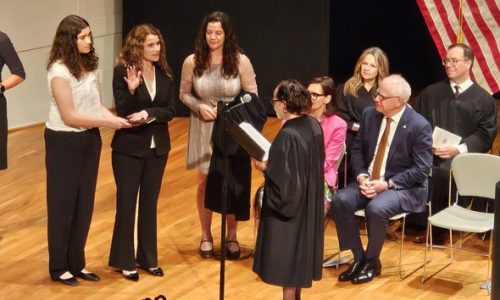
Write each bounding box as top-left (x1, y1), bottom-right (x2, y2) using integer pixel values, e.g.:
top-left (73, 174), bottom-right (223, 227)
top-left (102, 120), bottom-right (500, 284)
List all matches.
top-left (307, 76), bottom-right (347, 211)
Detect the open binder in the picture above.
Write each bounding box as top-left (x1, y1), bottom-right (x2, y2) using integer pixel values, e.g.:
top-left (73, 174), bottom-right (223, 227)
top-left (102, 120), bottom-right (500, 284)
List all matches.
top-left (228, 121), bottom-right (271, 161)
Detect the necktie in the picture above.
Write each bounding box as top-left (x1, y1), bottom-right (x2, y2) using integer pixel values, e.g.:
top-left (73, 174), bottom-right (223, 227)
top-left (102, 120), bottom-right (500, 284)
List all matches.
top-left (371, 117), bottom-right (391, 180)
top-left (454, 85), bottom-right (460, 99)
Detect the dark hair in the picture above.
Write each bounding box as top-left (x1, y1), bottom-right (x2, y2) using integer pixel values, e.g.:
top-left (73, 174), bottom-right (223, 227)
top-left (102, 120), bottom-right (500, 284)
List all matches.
top-left (274, 79), bottom-right (311, 115)
top-left (119, 23), bottom-right (172, 79)
top-left (47, 15), bottom-right (98, 79)
top-left (308, 76), bottom-right (336, 116)
top-left (448, 43), bottom-right (475, 68)
top-left (193, 11), bottom-right (241, 79)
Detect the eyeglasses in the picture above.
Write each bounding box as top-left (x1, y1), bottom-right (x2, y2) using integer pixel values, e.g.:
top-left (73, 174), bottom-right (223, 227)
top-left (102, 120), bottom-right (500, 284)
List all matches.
top-left (272, 99), bottom-right (282, 105)
top-left (310, 92), bottom-right (326, 100)
top-left (375, 92), bottom-right (399, 102)
top-left (441, 59), bottom-right (469, 67)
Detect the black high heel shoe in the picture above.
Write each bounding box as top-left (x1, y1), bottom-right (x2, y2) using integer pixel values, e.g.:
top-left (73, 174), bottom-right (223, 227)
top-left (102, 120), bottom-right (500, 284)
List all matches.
top-left (226, 240), bottom-right (240, 260)
top-left (199, 239), bottom-right (214, 258)
top-left (138, 266), bottom-right (164, 277)
top-left (52, 276), bottom-right (79, 286)
top-left (120, 270), bottom-right (139, 282)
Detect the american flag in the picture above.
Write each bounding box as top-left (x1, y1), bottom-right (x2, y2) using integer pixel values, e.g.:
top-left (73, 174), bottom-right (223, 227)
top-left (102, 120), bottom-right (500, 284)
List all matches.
top-left (417, 0), bottom-right (499, 95)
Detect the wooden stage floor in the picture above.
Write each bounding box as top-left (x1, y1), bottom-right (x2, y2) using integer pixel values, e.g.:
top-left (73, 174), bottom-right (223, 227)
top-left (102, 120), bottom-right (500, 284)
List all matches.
top-left (0, 117), bottom-right (496, 299)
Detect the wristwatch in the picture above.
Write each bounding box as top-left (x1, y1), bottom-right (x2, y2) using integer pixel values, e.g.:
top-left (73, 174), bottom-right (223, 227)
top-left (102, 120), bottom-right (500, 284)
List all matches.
top-left (387, 179), bottom-right (397, 190)
top-left (0, 84), bottom-right (5, 95)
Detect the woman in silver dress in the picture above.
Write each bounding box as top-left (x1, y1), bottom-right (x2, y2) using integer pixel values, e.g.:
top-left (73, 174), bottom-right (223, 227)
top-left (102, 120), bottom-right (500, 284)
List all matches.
top-left (180, 11), bottom-right (261, 259)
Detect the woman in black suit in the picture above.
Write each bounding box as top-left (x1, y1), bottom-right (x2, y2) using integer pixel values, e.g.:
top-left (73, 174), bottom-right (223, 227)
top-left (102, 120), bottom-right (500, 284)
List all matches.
top-left (108, 24), bottom-right (175, 281)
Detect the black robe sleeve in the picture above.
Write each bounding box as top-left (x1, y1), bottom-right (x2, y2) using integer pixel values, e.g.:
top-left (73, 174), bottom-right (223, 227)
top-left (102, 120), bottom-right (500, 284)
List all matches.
top-left (265, 129), bottom-right (305, 218)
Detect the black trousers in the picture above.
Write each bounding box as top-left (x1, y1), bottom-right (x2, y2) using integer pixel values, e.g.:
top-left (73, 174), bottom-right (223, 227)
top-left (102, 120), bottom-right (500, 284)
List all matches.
top-left (0, 95), bottom-right (7, 170)
top-left (109, 149), bottom-right (168, 271)
top-left (45, 128), bottom-right (102, 279)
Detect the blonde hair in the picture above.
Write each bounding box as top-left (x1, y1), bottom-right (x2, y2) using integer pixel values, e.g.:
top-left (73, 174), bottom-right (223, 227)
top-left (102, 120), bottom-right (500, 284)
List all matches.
top-left (343, 47), bottom-right (389, 97)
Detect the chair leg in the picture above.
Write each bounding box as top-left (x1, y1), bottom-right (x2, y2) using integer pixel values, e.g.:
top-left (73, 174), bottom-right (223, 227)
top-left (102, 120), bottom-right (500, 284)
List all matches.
top-left (422, 224), bottom-right (453, 283)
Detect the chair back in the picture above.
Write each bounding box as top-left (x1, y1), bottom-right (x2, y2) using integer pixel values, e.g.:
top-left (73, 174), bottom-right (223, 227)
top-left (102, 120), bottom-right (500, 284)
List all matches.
top-left (451, 153), bottom-right (500, 200)
top-left (253, 184), bottom-right (265, 219)
top-left (335, 142), bottom-right (347, 171)
top-left (335, 142), bottom-right (347, 189)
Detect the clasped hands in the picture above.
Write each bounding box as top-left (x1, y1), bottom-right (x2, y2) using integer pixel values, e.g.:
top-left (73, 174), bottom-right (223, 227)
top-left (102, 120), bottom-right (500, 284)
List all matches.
top-left (358, 176), bottom-right (389, 199)
top-left (198, 100), bottom-right (217, 121)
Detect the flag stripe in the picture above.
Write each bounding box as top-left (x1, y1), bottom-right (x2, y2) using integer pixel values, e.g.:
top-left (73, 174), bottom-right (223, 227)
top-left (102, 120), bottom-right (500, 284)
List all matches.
top-left (453, 0), bottom-right (499, 93)
top-left (485, 0), bottom-right (500, 25)
top-left (417, 0), bottom-right (449, 55)
top-left (464, 0), bottom-right (500, 92)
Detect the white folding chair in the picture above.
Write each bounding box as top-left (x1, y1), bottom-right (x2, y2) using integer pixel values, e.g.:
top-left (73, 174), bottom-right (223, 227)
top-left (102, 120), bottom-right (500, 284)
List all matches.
top-left (422, 153), bottom-right (500, 286)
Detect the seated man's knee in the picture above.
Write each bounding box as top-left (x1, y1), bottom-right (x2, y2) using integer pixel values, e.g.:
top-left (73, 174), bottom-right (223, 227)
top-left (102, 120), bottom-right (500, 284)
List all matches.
top-left (331, 189), bottom-right (352, 210)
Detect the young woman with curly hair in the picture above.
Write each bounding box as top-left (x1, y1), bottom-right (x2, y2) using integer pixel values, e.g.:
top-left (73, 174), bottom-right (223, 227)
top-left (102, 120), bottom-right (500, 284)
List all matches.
top-left (45, 15), bottom-right (130, 286)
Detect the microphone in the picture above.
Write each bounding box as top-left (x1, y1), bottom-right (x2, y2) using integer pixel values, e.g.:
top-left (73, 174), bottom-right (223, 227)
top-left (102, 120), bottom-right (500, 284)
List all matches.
top-left (224, 93), bottom-right (253, 112)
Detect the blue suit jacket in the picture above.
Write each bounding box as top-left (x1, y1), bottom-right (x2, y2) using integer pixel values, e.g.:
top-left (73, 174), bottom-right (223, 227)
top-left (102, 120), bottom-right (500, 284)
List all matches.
top-left (350, 106), bottom-right (433, 213)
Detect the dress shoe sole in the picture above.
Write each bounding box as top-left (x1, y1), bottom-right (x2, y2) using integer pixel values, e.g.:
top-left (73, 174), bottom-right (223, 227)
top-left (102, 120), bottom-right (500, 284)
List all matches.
top-left (76, 272), bottom-right (100, 281)
top-left (138, 266), bottom-right (164, 277)
top-left (116, 269), bottom-right (139, 282)
top-left (52, 277), bottom-right (79, 286)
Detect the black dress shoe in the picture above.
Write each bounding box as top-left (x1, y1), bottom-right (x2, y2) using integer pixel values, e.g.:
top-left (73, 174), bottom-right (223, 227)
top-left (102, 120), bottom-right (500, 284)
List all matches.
top-left (413, 233), bottom-right (426, 244)
top-left (122, 271), bottom-right (139, 282)
top-left (52, 276), bottom-right (79, 286)
top-left (75, 272), bottom-right (100, 282)
top-left (226, 240), bottom-right (240, 260)
top-left (338, 259), bottom-right (365, 282)
top-left (139, 266), bottom-right (164, 277)
top-left (352, 258), bottom-right (381, 284)
top-left (199, 239), bottom-right (214, 258)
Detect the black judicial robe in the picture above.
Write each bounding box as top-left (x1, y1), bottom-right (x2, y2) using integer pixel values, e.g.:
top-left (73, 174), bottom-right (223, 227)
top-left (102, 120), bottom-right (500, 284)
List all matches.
top-left (415, 80), bottom-right (497, 169)
top-left (205, 92), bottom-right (267, 220)
top-left (414, 80), bottom-right (497, 220)
top-left (253, 115), bottom-right (325, 287)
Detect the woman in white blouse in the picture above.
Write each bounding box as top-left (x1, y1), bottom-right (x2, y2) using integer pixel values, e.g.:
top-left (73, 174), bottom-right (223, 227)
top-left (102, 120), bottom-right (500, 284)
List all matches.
top-left (45, 15), bottom-right (130, 286)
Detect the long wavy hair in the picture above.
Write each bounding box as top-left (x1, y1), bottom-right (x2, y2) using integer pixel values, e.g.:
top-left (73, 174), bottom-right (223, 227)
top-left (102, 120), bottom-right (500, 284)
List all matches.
top-left (308, 76), bottom-right (336, 116)
top-left (275, 79), bottom-right (311, 115)
top-left (47, 15), bottom-right (98, 79)
top-left (343, 47), bottom-right (389, 97)
top-left (193, 11), bottom-right (241, 79)
top-left (119, 23), bottom-right (172, 79)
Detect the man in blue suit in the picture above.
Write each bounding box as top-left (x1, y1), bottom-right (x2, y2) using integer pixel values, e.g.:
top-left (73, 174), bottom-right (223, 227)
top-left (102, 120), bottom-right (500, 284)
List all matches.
top-left (331, 74), bottom-right (432, 284)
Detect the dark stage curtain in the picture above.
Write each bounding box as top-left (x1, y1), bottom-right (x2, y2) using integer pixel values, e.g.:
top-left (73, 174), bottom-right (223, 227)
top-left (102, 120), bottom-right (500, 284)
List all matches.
top-left (123, 0), bottom-right (330, 116)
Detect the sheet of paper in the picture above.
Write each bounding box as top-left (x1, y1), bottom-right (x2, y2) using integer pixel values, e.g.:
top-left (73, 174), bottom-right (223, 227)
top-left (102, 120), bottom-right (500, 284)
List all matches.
top-left (432, 126), bottom-right (462, 147)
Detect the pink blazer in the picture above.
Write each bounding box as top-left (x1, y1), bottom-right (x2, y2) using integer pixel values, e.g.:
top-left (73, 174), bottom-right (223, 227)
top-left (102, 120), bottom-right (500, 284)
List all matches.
top-left (321, 115), bottom-right (347, 187)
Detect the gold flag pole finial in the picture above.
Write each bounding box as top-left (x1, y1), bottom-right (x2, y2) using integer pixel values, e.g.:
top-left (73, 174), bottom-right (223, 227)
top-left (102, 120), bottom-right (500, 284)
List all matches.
top-left (456, 0), bottom-right (464, 43)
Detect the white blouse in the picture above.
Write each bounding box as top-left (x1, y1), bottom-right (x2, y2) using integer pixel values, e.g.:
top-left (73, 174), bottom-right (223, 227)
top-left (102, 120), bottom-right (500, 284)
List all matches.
top-left (46, 61), bottom-right (102, 132)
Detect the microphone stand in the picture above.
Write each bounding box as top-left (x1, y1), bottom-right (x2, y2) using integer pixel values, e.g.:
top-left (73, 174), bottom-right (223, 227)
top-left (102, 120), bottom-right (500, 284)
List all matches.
top-left (219, 105), bottom-right (231, 300)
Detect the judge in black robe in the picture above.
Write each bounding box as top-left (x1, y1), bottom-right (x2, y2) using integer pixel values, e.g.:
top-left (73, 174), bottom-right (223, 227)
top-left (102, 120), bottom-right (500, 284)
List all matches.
top-left (253, 80), bottom-right (324, 298)
top-left (412, 43), bottom-right (497, 242)
top-left (205, 91), bottom-right (267, 221)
